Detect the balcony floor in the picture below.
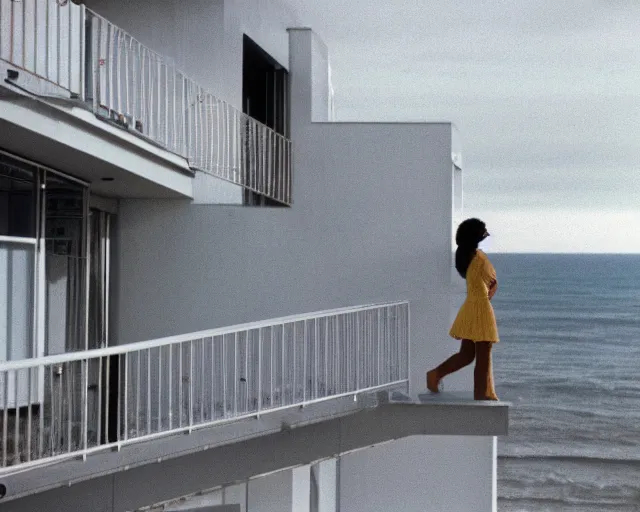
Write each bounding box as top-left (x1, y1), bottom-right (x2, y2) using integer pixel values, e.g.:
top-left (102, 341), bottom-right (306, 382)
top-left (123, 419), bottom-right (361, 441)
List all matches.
top-left (0, 390), bottom-right (508, 510)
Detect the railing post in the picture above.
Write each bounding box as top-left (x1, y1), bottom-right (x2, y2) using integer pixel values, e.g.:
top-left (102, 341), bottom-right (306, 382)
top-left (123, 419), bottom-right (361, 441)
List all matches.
top-left (257, 328), bottom-right (262, 416)
top-left (303, 320), bottom-right (307, 404)
top-left (292, 323), bottom-right (296, 404)
top-left (2, 370), bottom-right (8, 466)
top-left (82, 358), bottom-right (88, 459)
top-left (222, 335), bottom-right (227, 418)
top-left (146, 349), bottom-right (151, 436)
top-left (314, 319), bottom-right (319, 399)
top-left (335, 317), bottom-right (340, 395)
top-left (324, 316), bottom-right (329, 397)
top-left (233, 333), bottom-right (238, 417)
top-left (356, 311), bottom-right (360, 391)
top-left (79, 5), bottom-right (86, 102)
top-left (123, 353), bottom-right (129, 440)
top-left (189, 340), bottom-right (194, 431)
top-left (182, 76), bottom-right (188, 158)
top-left (91, 13), bottom-right (99, 114)
top-left (405, 303), bottom-right (410, 386)
top-left (270, 327), bottom-right (274, 409)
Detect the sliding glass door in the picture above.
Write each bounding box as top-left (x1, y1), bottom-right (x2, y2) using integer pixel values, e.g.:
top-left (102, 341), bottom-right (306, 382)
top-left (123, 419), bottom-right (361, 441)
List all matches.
top-left (0, 156), bottom-right (39, 409)
top-left (0, 152), bottom-right (91, 412)
top-left (44, 172), bottom-right (88, 356)
top-left (0, 151), bottom-right (122, 457)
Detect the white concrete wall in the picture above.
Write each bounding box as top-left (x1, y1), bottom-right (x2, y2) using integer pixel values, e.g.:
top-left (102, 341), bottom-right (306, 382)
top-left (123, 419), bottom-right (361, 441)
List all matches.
top-left (54, 14), bottom-right (492, 512)
top-left (286, 29), bottom-right (496, 512)
top-left (0, 1), bottom-right (497, 510)
top-left (339, 436), bottom-right (496, 512)
top-left (310, 33), bottom-right (331, 122)
top-left (247, 472), bottom-right (290, 512)
top-left (314, 459), bottom-right (337, 512)
top-left (109, 27), bottom-right (497, 512)
top-left (114, 122), bottom-right (453, 358)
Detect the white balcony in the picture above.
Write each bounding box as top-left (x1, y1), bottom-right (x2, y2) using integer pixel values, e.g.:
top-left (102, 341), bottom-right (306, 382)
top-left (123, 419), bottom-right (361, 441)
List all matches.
top-left (0, 0), bottom-right (291, 204)
top-left (0, 302), bottom-right (507, 506)
top-left (0, 303), bottom-right (409, 471)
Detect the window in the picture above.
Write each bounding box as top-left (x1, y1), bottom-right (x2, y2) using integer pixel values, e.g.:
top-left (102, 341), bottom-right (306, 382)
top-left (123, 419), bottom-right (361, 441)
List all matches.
top-left (0, 155), bottom-right (37, 238)
top-left (242, 35), bottom-right (289, 206)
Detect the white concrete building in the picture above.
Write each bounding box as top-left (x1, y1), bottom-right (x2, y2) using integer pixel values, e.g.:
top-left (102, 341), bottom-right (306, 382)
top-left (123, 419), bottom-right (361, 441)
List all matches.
top-left (0, 1), bottom-right (507, 511)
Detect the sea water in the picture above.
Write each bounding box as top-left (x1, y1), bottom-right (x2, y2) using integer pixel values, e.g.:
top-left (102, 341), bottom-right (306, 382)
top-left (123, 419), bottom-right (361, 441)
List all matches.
top-left (490, 254), bottom-right (640, 511)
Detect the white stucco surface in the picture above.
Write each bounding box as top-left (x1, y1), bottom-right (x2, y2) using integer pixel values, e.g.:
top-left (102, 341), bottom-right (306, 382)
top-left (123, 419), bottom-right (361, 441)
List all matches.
top-left (0, 4), bottom-right (498, 511)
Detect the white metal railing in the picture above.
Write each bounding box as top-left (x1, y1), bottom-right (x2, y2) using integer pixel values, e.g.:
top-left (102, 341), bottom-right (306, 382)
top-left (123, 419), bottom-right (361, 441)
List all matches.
top-left (0, 302), bottom-right (409, 473)
top-left (0, 1), bottom-right (292, 204)
top-left (85, 8), bottom-right (187, 156)
top-left (84, 8), bottom-right (292, 204)
top-left (0, 0), bottom-right (85, 94)
top-left (188, 88), bottom-right (292, 205)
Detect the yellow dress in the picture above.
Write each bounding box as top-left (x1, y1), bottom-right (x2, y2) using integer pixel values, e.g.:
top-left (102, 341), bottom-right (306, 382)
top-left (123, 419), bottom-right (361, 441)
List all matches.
top-left (449, 250), bottom-right (500, 343)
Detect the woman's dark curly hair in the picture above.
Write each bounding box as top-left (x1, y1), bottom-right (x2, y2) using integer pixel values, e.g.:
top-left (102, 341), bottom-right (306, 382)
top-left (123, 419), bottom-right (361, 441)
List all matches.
top-left (455, 218), bottom-right (487, 278)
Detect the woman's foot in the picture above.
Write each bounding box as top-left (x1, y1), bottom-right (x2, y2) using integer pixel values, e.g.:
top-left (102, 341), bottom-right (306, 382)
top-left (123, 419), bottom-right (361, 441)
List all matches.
top-left (474, 393), bottom-right (499, 401)
top-left (426, 370), bottom-right (441, 393)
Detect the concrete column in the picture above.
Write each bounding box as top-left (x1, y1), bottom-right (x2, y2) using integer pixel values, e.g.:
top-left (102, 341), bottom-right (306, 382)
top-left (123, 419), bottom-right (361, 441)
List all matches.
top-left (223, 483), bottom-right (247, 512)
top-left (288, 28), bottom-right (314, 130)
top-left (313, 459), bottom-right (337, 512)
top-left (247, 466), bottom-right (310, 512)
top-left (292, 466), bottom-right (311, 512)
top-left (287, 28), bottom-right (332, 127)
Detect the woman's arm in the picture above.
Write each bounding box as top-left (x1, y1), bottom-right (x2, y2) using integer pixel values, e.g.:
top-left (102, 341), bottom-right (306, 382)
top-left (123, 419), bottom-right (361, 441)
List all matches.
top-left (488, 279), bottom-right (498, 300)
top-left (482, 253), bottom-right (498, 300)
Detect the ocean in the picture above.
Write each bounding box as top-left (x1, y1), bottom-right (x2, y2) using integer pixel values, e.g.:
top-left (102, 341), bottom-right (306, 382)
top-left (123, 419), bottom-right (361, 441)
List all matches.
top-left (490, 254), bottom-right (640, 511)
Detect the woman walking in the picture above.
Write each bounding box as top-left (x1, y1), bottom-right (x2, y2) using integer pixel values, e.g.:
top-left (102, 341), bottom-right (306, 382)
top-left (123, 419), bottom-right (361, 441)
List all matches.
top-left (426, 218), bottom-right (500, 401)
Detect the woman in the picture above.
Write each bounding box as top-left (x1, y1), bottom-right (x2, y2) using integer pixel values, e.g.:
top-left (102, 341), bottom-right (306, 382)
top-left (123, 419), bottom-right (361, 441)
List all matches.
top-left (426, 218), bottom-right (500, 401)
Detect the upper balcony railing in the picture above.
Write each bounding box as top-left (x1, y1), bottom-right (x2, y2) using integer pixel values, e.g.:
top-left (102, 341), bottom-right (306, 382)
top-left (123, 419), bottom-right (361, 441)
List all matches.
top-left (0, 0), bottom-right (292, 205)
top-left (0, 302), bottom-right (409, 474)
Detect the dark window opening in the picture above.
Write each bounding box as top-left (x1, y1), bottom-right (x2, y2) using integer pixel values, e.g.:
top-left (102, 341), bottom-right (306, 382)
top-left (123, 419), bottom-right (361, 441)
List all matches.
top-left (0, 155), bottom-right (37, 238)
top-left (242, 35), bottom-right (289, 206)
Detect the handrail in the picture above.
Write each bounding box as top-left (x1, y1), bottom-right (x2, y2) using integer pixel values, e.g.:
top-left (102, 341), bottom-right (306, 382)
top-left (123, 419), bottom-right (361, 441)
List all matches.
top-left (0, 302), bottom-right (407, 371)
top-left (0, 302), bottom-right (410, 471)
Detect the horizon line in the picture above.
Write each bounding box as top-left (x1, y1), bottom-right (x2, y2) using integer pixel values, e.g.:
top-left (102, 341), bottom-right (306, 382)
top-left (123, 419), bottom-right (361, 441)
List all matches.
top-left (485, 251), bottom-right (640, 255)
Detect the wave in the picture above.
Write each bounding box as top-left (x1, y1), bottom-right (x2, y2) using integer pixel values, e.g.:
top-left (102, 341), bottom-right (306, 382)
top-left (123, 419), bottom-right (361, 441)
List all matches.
top-left (499, 454), bottom-right (640, 465)
top-left (497, 374), bottom-right (640, 394)
top-left (500, 496), bottom-right (628, 505)
top-left (498, 459), bottom-right (640, 507)
top-left (498, 495), bottom-right (638, 508)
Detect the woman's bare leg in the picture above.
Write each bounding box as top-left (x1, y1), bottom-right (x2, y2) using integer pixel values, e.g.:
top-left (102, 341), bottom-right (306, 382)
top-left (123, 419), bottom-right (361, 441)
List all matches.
top-left (426, 340), bottom-right (476, 392)
top-left (474, 342), bottom-right (499, 400)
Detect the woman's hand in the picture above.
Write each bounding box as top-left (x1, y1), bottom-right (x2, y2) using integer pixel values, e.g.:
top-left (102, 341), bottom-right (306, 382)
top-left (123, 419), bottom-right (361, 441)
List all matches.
top-left (488, 279), bottom-right (497, 300)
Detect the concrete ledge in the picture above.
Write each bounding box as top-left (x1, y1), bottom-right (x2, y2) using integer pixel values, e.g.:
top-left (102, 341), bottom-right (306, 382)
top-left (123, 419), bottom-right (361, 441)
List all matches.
top-left (0, 391), bottom-right (508, 510)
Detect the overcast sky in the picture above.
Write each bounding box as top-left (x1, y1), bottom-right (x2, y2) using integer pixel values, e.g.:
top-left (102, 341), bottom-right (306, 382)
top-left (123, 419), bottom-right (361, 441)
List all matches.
top-left (290, 1), bottom-right (640, 253)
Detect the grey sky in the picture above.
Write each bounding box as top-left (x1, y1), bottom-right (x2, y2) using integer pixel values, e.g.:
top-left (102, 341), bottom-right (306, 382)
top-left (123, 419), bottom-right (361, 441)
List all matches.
top-left (290, 1), bottom-right (640, 252)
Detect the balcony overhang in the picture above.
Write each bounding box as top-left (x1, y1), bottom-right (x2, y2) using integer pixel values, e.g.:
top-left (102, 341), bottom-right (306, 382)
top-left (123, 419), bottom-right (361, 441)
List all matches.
top-left (0, 391), bottom-right (508, 508)
top-left (0, 71), bottom-right (194, 199)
